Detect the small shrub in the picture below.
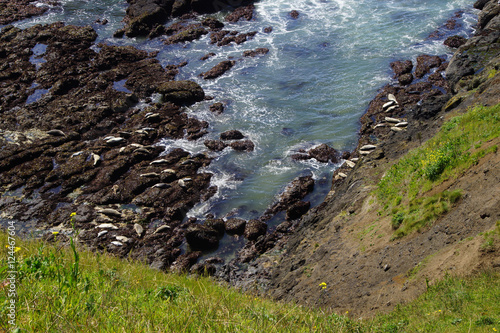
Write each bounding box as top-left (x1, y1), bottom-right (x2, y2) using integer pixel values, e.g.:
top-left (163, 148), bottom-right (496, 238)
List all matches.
top-left (475, 316), bottom-right (496, 326)
top-left (391, 212), bottom-right (405, 230)
top-left (153, 285), bottom-right (184, 301)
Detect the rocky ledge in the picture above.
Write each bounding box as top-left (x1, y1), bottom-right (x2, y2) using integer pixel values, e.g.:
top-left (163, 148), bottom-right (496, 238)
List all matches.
top-left (119, 0), bottom-right (257, 38)
top-left (0, 22), bottom-right (221, 271)
top-left (0, 9), bottom-right (292, 274)
top-left (0, 0), bottom-right (57, 25)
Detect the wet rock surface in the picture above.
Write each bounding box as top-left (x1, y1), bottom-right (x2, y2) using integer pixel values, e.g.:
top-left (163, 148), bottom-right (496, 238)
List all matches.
top-left (121, 1), bottom-right (257, 37)
top-left (291, 143), bottom-right (339, 163)
top-left (225, 4), bottom-right (255, 23)
top-left (0, 0), bottom-right (272, 276)
top-left (200, 60), bottom-right (236, 79)
top-left (444, 35), bottom-right (468, 48)
top-left (243, 47), bottom-right (270, 57)
top-left (0, 22), bottom-right (217, 271)
top-left (0, 0), bottom-right (54, 25)
top-left (264, 175), bottom-right (315, 219)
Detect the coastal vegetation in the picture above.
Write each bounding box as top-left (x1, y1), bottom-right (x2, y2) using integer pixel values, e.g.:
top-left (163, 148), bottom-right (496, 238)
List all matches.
top-left (1, 231), bottom-right (499, 332)
top-left (376, 102), bottom-right (500, 239)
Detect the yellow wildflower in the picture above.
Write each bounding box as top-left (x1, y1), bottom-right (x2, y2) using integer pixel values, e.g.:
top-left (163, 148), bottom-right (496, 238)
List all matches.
top-left (14, 247), bottom-right (21, 252)
top-left (319, 282), bottom-right (327, 289)
top-left (70, 212), bottom-right (77, 217)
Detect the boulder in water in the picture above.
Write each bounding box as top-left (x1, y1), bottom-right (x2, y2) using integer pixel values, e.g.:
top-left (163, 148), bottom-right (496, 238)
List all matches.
top-left (157, 80), bottom-right (205, 105)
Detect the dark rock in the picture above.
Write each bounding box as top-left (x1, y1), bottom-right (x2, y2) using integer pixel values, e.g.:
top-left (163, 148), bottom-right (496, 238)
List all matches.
top-left (204, 140), bottom-right (227, 151)
top-left (308, 144), bottom-right (339, 163)
top-left (226, 4), bottom-right (254, 23)
top-left (204, 218), bottom-right (225, 236)
top-left (415, 94), bottom-right (450, 119)
top-left (170, 251), bottom-right (201, 272)
top-left (94, 44), bottom-right (149, 70)
top-left (286, 201), bottom-right (311, 220)
top-left (428, 71), bottom-right (448, 89)
top-left (157, 80), bottom-right (205, 105)
top-left (190, 262), bottom-right (217, 276)
top-left (264, 27), bottom-right (273, 33)
top-left (185, 224), bottom-right (219, 250)
top-left (291, 153), bottom-right (312, 161)
top-left (201, 60), bottom-right (235, 79)
top-left (200, 52), bottom-right (216, 61)
top-left (202, 17), bottom-right (224, 30)
top-left (171, 0), bottom-right (190, 17)
top-left (209, 102), bottom-right (224, 114)
top-left (243, 48), bottom-right (270, 57)
top-left (0, 22), bottom-right (221, 281)
top-left (52, 78), bottom-right (80, 95)
top-left (265, 175), bottom-right (315, 217)
top-left (230, 140), bottom-right (255, 152)
top-left (0, 0), bottom-right (49, 25)
top-left (220, 130), bottom-right (244, 140)
top-left (275, 220), bottom-right (292, 233)
top-left (113, 29), bottom-right (126, 38)
top-left (225, 218), bottom-right (246, 235)
top-left (444, 35), bottom-right (467, 48)
top-left (125, 0), bottom-right (173, 37)
top-left (415, 55), bottom-right (443, 78)
top-left (474, 0), bottom-right (490, 10)
top-left (210, 30), bottom-right (230, 44)
top-left (478, 1), bottom-right (500, 29)
top-left (217, 31), bottom-right (257, 46)
top-left (398, 73), bottom-right (414, 86)
top-left (444, 18), bottom-right (458, 30)
top-left (42, 232), bottom-right (70, 244)
top-left (390, 60), bottom-right (413, 77)
top-left (289, 10), bottom-right (300, 19)
top-left (164, 25), bottom-right (208, 44)
top-left (148, 24), bottom-right (167, 38)
top-left (341, 151), bottom-right (351, 160)
top-left (244, 219), bottom-right (267, 240)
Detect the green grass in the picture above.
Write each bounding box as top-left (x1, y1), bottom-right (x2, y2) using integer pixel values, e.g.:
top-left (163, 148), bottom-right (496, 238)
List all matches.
top-left (369, 272), bottom-right (500, 333)
top-left (376, 103), bottom-right (500, 238)
top-left (390, 190), bottom-right (462, 240)
top-left (480, 221), bottom-right (500, 252)
top-left (1, 233), bottom-right (500, 332)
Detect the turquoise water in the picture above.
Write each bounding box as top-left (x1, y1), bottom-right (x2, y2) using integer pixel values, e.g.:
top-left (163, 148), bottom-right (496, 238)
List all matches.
top-left (11, 0), bottom-right (477, 223)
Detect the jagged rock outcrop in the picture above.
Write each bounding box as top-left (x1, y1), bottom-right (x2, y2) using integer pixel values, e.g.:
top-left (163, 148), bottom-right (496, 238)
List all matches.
top-left (122, 0), bottom-right (257, 37)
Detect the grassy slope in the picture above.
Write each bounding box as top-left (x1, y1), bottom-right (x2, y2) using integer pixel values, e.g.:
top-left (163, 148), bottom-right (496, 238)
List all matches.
top-left (376, 103), bottom-right (500, 239)
top-left (1, 226), bottom-right (499, 332)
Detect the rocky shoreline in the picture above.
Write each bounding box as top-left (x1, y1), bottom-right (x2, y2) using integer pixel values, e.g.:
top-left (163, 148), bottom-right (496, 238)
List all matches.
top-left (1, 0), bottom-right (499, 313)
top-left (0, 2), bottom-right (326, 274)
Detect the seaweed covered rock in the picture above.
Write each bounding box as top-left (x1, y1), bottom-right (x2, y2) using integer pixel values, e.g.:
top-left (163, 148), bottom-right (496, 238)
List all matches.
top-left (157, 80), bottom-right (205, 105)
top-left (225, 218), bottom-right (246, 235)
top-left (244, 219), bottom-right (267, 240)
top-left (125, 0), bottom-right (174, 37)
top-left (201, 60), bottom-right (236, 79)
top-left (185, 224), bottom-right (220, 250)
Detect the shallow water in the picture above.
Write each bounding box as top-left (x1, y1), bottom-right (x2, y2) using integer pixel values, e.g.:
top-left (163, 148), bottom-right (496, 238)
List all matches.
top-left (9, 0), bottom-right (478, 225)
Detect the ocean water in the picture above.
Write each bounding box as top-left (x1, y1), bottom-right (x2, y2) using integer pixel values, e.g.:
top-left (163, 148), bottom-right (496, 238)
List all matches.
top-left (10, 0), bottom-right (477, 225)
